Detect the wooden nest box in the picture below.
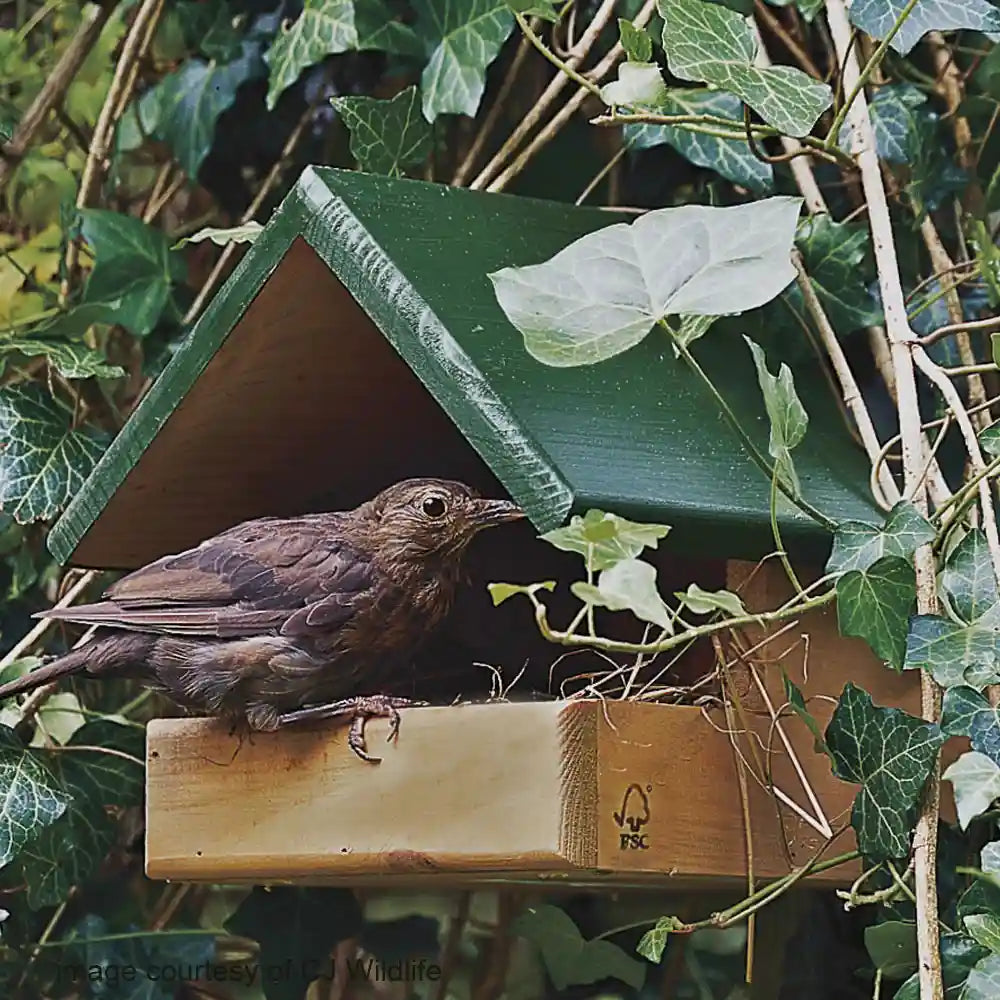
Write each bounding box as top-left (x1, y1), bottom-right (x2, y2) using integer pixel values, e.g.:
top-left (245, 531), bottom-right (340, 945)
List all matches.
top-left (51, 167), bottom-right (919, 889)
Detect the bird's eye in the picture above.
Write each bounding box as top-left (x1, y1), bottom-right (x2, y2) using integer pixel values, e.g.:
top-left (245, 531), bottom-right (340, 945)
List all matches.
top-left (422, 495), bottom-right (448, 518)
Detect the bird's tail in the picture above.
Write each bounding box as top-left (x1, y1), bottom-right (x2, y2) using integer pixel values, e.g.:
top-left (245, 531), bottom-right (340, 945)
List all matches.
top-left (0, 648), bottom-right (92, 700)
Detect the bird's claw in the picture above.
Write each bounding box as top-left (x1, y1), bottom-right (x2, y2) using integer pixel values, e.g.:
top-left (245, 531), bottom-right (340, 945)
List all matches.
top-left (278, 695), bottom-right (427, 763)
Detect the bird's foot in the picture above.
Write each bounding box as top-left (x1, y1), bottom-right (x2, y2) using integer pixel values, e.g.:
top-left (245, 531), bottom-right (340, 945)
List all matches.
top-left (277, 695), bottom-right (427, 763)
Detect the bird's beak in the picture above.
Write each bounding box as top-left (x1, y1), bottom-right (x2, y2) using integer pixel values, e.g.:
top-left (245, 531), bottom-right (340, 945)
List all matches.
top-left (470, 498), bottom-right (525, 529)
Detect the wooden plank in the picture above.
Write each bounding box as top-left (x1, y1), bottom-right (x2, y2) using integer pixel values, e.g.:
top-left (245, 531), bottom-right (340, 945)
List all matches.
top-left (51, 168), bottom-right (879, 571)
top-left (145, 696), bottom-right (857, 889)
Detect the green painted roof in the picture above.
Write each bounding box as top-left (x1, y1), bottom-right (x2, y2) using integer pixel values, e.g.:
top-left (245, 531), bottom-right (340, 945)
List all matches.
top-left (49, 167), bottom-right (878, 569)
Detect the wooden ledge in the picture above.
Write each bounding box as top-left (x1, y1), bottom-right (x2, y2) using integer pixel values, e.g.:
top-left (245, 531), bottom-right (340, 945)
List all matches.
top-left (145, 699), bottom-right (860, 888)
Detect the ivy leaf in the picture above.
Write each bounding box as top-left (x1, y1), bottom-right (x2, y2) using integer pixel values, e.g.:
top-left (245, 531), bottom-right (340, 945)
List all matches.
top-left (865, 921), bottom-right (917, 979)
top-left (791, 215), bottom-right (882, 334)
top-left (490, 197), bottom-right (801, 367)
top-left (636, 916), bottom-right (686, 962)
top-left (893, 932), bottom-right (990, 1000)
top-left (981, 421), bottom-right (1000, 459)
top-left (619, 18), bottom-right (653, 62)
top-left (513, 904), bottom-right (646, 990)
top-left (174, 222), bottom-right (263, 249)
top-left (571, 558), bottom-right (672, 631)
top-left (745, 336), bottom-right (807, 497)
top-left (839, 84), bottom-right (926, 163)
top-left (658, 0), bottom-right (832, 137)
top-left (967, 954), bottom-right (1000, 1000)
top-left (903, 615), bottom-right (1000, 690)
top-left (143, 39), bottom-right (264, 176)
top-left (0, 726), bottom-right (69, 869)
top-left (0, 338), bottom-right (124, 380)
top-left (226, 887), bottom-right (362, 1000)
top-left (942, 686), bottom-right (1000, 765)
top-left (356, 0), bottom-right (425, 53)
top-left (20, 721), bottom-right (144, 907)
top-left (415, 0), bottom-right (514, 121)
top-left (906, 102), bottom-right (966, 217)
top-left (66, 913), bottom-right (215, 1000)
top-left (941, 530), bottom-right (1000, 626)
top-left (965, 914), bottom-right (1000, 954)
top-left (826, 502), bottom-right (934, 575)
top-left (943, 752), bottom-right (1000, 830)
top-left (333, 86), bottom-right (433, 176)
top-left (541, 510), bottom-right (671, 571)
top-left (848, 0), bottom-right (1000, 57)
top-left (625, 89), bottom-right (773, 192)
top-left (79, 209), bottom-right (185, 337)
top-left (264, 0), bottom-right (358, 110)
top-left (675, 583), bottom-right (746, 617)
top-left (487, 580), bottom-right (556, 605)
top-left (0, 383), bottom-right (109, 524)
top-left (825, 682), bottom-right (943, 860)
top-left (600, 63), bottom-right (668, 107)
top-left (782, 669), bottom-right (832, 759)
top-left (836, 556), bottom-right (915, 669)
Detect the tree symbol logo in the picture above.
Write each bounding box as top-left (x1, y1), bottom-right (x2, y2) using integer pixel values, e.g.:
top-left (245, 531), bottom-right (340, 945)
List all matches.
top-left (613, 783), bottom-right (651, 833)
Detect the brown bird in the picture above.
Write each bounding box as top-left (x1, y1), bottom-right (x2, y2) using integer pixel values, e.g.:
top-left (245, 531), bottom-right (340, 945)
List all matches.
top-left (0, 479), bottom-right (524, 761)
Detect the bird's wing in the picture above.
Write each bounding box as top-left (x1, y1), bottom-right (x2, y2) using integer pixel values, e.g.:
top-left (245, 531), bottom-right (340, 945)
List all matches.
top-left (37, 515), bottom-right (376, 639)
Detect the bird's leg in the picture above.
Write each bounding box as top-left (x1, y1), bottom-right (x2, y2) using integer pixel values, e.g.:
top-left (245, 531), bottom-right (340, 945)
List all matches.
top-left (277, 695), bottom-right (426, 763)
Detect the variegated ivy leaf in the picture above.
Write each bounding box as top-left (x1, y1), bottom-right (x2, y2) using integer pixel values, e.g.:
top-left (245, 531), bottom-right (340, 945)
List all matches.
top-left (572, 558), bottom-right (672, 631)
top-left (745, 337), bottom-right (807, 497)
top-left (835, 555), bottom-right (915, 669)
top-left (490, 197), bottom-right (801, 367)
top-left (941, 529), bottom-right (1000, 626)
top-left (826, 501), bottom-right (934, 575)
top-left (838, 84), bottom-right (926, 163)
top-left (415, 0), bottom-right (514, 121)
top-left (0, 338), bottom-right (124, 380)
top-left (849, 0), bottom-right (1000, 57)
top-left (0, 727), bottom-right (69, 868)
top-left (942, 685), bottom-right (1000, 767)
top-left (826, 682), bottom-right (943, 859)
top-left (967, 954), bottom-right (1000, 1000)
top-left (903, 615), bottom-right (1000, 690)
top-left (541, 510), bottom-right (671, 571)
top-left (625, 89), bottom-right (773, 192)
top-left (658, 0), bottom-right (832, 137)
top-left (792, 215), bottom-right (882, 334)
top-left (636, 916), bottom-right (686, 963)
top-left (675, 584), bottom-right (745, 617)
top-left (981, 421), bottom-right (1000, 459)
top-left (965, 913), bottom-right (1000, 955)
top-left (487, 580), bottom-right (556, 606)
top-left (333, 86), bottom-right (433, 176)
top-left (944, 752), bottom-right (1000, 830)
top-left (264, 0), bottom-right (358, 111)
top-left (173, 222), bottom-right (263, 248)
top-left (0, 383), bottom-right (109, 524)
top-left (600, 64), bottom-right (668, 107)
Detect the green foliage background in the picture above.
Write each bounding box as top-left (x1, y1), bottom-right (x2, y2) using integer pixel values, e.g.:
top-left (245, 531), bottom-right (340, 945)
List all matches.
top-left (1, 0), bottom-right (1000, 997)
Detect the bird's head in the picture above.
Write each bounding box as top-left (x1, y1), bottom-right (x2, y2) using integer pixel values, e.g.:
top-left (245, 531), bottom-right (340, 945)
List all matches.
top-left (364, 478), bottom-right (524, 567)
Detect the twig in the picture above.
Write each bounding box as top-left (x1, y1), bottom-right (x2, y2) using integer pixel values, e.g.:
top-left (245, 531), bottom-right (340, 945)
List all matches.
top-left (452, 31), bottom-right (534, 186)
top-left (825, 2), bottom-right (944, 996)
top-left (0, 571), bottom-right (96, 670)
top-left (470, 0), bottom-right (620, 190)
top-left (180, 101), bottom-right (317, 328)
top-left (753, 1), bottom-right (822, 79)
top-left (918, 215), bottom-right (989, 428)
top-left (0, 3), bottom-right (115, 192)
top-left (919, 312), bottom-right (1000, 347)
top-left (62, 0), bottom-right (167, 298)
top-left (793, 252), bottom-right (900, 508)
top-left (432, 893), bottom-right (471, 1000)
